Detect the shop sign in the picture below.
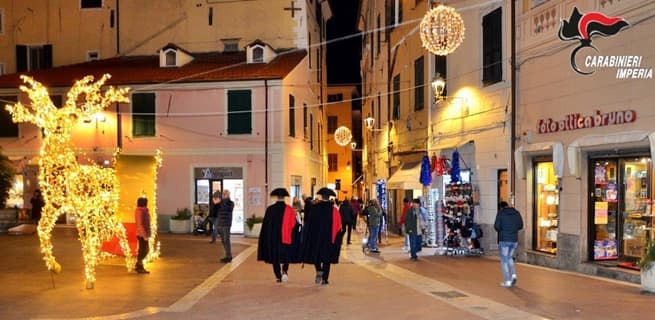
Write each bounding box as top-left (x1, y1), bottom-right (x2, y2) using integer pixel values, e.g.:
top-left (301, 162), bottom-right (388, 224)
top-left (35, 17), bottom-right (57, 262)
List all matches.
top-left (537, 109), bottom-right (636, 134)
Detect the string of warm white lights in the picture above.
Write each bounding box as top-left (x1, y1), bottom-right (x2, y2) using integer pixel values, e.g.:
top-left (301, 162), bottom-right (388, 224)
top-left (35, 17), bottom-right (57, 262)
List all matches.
top-left (5, 74), bottom-right (143, 289)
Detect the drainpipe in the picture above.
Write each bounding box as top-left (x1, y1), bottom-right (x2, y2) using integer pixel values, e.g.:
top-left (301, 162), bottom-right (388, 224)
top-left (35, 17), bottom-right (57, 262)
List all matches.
top-left (264, 80), bottom-right (269, 196)
top-left (510, 0), bottom-right (517, 204)
top-left (116, 0), bottom-right (120, 55)
top-left (116, 102), bottom-right (122, 149)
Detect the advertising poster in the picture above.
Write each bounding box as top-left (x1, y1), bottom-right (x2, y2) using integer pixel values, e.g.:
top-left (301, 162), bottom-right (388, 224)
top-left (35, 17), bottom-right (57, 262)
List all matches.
top-left (594, 239), bottom-right (618, 260)
top-left (594, 201), bottom-right (608, 224)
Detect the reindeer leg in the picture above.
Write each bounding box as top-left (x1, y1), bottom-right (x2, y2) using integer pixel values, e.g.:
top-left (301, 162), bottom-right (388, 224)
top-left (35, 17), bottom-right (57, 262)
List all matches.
top-left (37, 203), bottom-right (62, 274)
top-left (77, 219), bottom-right (98, 289)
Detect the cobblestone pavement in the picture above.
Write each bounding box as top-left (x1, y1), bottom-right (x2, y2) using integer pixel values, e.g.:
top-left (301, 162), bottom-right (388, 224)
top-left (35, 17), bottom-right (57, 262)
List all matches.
top-left (0, 226), bottom-right (652, 320)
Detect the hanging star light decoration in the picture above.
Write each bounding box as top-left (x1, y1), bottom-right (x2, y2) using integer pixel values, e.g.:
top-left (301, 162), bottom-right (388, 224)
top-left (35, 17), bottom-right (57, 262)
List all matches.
top-left (5, 74), bottom-right (133, 289)
top-left (420, 3), bottom-right (466, 56)
top-left (334, 126), bottom-right (353, 147)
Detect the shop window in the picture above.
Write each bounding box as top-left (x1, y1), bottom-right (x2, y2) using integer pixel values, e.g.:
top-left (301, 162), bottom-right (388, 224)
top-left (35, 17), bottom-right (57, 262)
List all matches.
top-left (227, 90), bottom-right (252, 135)
top-left (0, 95), bottom-right (18, 137)
top-left (590, 157), bottom-right (654, 265)
top-left (132, 93), bottom-right (156, 137)
top-left (619, 158), bottom-right (651, 264)
top-left (534, 162), bottom-right (559, 254)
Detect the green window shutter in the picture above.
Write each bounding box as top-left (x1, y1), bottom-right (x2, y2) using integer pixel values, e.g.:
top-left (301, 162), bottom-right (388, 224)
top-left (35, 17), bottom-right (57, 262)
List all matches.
top-left (132, 93), bottom-right (156, 137)
top-left (228, 90), bottom-right (252, 135)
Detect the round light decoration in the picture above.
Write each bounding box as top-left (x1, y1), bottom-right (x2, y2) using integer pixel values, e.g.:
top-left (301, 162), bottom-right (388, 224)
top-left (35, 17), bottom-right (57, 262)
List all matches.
top-left (419, 4), bottom-right (466, 56)
top-left (334, 126), bottom-right (353, 146)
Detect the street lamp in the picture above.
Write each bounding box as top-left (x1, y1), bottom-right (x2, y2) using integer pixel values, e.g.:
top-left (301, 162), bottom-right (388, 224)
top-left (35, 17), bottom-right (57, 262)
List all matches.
top-left (364, 115), bottom-right (384, 132)
top-left (431, 74), bottom-right (446, 102)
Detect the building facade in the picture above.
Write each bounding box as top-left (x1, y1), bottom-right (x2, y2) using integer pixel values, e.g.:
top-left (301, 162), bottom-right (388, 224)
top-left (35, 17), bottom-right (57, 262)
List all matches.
top-left (0, 0), bottom-right (332, 233)
top-left (515, 0), bottom-right (654, 277)
top-left (359, 0), bottom-right (512, 247)
top-left (326, 85), bottom-right (362, 201)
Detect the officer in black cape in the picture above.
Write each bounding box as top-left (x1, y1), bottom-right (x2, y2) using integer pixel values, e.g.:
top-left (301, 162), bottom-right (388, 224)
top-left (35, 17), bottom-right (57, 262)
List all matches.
top-left (300, 187), bottom-right (343, 285)
top-left (257, 188), bottom-right (302, 283)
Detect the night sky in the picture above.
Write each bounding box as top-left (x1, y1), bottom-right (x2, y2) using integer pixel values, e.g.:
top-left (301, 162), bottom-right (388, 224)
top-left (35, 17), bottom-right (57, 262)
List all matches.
top-left (327, 0), bottom-right (361, 86)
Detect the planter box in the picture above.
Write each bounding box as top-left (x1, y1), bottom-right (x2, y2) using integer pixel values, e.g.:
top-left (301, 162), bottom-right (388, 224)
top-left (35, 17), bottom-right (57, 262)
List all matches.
top-left (169, 219), bottom-right (191, 234)
top-left (641, 262), bottom-right (655, 293)
top-left (244, 222), bottom-right (262, 238)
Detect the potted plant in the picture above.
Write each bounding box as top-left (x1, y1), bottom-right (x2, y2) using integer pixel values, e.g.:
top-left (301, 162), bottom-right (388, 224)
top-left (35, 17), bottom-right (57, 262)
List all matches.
top-left (244, 214), bottom-right (264, 238)
top-left (169, 207), bottom-right (192, 234)
top-left (639, 238), bottom-right (655, 293)
top-left (0, 153), bottom-right (18, 232)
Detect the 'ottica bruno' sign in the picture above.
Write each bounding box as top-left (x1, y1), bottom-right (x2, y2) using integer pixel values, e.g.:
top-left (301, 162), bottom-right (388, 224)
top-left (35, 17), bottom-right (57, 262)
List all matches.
top-left (538, 109), bottom-right (636, 134)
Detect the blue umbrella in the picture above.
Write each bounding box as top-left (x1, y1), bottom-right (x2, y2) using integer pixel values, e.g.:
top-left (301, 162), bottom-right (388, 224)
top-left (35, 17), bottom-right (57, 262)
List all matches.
top-left (450, 150), bottom-right (461, 183)
top-left (420, 155), bottom-right (432, 186)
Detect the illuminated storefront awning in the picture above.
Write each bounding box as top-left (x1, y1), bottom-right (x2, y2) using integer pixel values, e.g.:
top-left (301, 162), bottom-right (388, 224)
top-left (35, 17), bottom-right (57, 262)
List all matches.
top-left (387, 162), bottom-right (423, 190)
top-left (515, 141), bottom-right (564, 179)
top-left (567, 130), bottom-right (653, 178)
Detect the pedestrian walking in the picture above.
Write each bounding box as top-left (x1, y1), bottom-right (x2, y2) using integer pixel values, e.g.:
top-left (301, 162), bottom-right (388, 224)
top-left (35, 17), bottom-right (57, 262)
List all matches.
top-left (30, 189), bottom-right (45, 223)
top-left (494, 201), bottom-right (524, 288)
top-left (258, 188), bottom-right (301, 283)
top-left (134, 196), bottom-right (151, 274)
top-left (339, 198), bottom-right (356, 245)
top-left (209, 191), bottom-right (220, 243)
top-left (301, 187), bottom-right (343, 285)
top-left (365, 199), bottom-right (382, 253)
top-left (217, 189), bottom-right (235, 263)
top-left (405, 198), bottom-right (425, 261)
top-left (400, 198), bottom-right (411, 252)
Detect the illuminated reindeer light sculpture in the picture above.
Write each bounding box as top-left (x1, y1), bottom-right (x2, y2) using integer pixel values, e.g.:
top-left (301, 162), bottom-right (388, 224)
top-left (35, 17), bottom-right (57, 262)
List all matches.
top-left (6, 75), bottom-right (133, 289)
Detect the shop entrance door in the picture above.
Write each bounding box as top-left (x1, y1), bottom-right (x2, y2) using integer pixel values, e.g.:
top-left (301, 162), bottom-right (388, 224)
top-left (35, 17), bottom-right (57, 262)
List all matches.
top-left (590, 157), bottom-right (651, 264)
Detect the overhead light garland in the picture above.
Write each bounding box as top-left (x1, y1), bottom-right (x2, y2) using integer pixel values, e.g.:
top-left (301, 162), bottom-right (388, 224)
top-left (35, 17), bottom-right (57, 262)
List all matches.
top-left (6, 74), bottom-right (132, 289)
top-left (420, 3), bottom-right (466, 56)
top-left (334, 126), bottom-right (353, 146)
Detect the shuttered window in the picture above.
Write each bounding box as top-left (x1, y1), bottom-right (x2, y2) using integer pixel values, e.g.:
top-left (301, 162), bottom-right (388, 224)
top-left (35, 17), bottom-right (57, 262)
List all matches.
top-left (227, 90), bottom-right (252, 135)
top-left (132, 93), bottom-right (156, 137)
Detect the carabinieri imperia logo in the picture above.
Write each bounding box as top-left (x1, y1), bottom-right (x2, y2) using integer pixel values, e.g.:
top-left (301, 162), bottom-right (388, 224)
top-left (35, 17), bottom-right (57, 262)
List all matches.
top-left (558, 7), bottom-right (652, 79)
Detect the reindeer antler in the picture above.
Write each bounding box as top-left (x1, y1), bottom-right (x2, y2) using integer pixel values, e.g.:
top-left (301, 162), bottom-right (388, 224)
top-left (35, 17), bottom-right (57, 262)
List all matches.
top-left (5, 75), bottom-right (57, 126)
top-left (65, 74), bottom-right (130, 118)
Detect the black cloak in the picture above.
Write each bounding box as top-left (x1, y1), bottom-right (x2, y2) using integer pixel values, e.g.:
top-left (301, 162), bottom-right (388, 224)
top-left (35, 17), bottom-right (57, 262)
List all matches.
top-left (257, 201), bottom-right (301, 264)
top-left (301, 200), bottom-right (343, 264)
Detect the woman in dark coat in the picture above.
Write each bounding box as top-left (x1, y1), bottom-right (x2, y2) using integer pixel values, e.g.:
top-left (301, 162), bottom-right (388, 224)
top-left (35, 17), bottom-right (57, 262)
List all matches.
top-left (301, 188), bottom-right (342, 285)
top-left (257, 188), bottom-right (301, 282)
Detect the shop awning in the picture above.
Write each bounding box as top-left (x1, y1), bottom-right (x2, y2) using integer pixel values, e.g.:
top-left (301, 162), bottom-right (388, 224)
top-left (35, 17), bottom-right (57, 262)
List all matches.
top-left (567, 130), bottom-right (653, 178)
top-left (514, 141), bottom-right (564, 179)
top-left (386, 162), bottom-right (423, 190)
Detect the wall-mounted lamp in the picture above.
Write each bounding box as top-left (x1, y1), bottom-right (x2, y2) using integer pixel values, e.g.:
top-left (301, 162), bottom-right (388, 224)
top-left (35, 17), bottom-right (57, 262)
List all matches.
top-left (84, 112), bottom-right (107, 124)
top-left (350, 141), bottom-right (363, 152)
top-left (346, 161), bottom-right (351, 171)
top-left (431, 74), bottom-right (446, 102)
top-left (364, 115), bottom-right (384, 132)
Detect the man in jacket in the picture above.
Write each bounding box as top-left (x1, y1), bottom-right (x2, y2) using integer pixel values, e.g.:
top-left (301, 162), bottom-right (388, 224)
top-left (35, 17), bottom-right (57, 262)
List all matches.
top-left (301, 188), bottom-right (342, 285)
top-left (339, 198), bottom-right (356, 245)
top-left (494, 201), bottom-right (524, 287)
top-left (405, 198), bottom-right (426, 261)
top-left (217, 189), bottom-right (235, 263)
